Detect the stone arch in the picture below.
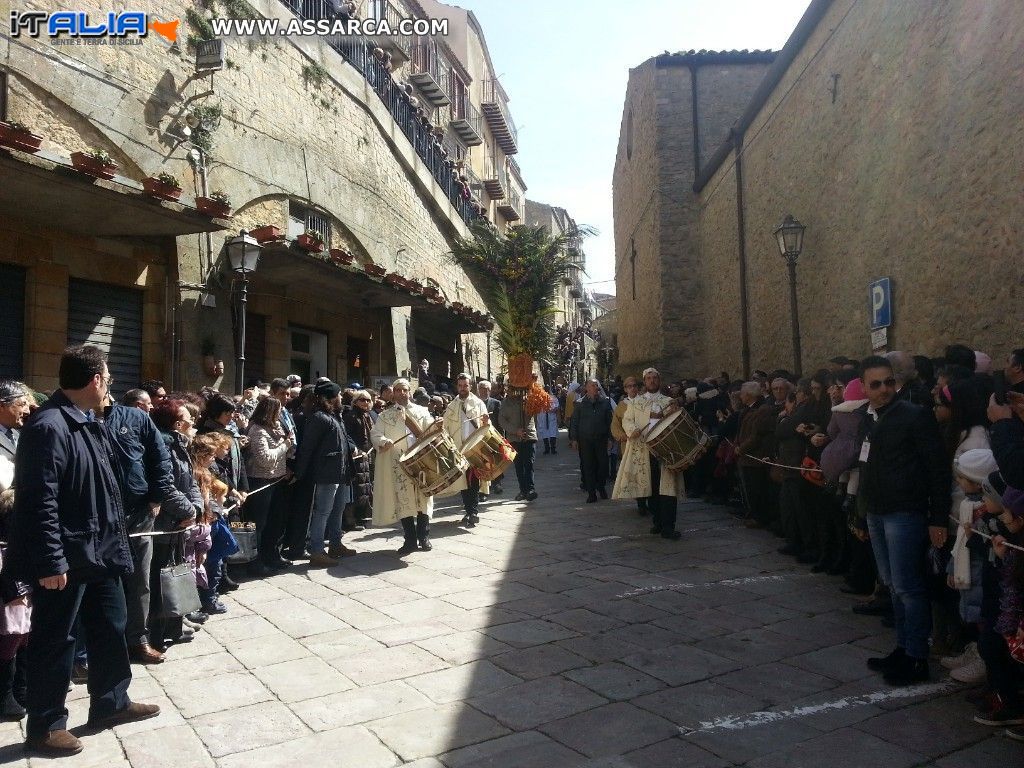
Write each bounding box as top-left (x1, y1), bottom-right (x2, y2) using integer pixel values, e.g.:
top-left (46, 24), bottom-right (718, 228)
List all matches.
top-left (9, 73), bottom-right (145, 179)
top-left (229, 193), bottom-right (373, 266)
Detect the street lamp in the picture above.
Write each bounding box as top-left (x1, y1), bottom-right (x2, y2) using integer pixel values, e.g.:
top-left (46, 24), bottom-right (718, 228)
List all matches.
top-left (773, 214), bottom-right (806, 375)
top-left (226, 230), bottom-right (262, 394)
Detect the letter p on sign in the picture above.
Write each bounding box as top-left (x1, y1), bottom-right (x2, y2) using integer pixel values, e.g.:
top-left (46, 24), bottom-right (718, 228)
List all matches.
top-left (868, 278), bottom-right (891, 330)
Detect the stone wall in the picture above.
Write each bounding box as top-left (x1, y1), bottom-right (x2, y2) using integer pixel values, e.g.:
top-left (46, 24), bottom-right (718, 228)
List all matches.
top-left (613, 55), bottom-right (776, 381)
top-left (1, 0), bottom-right (500, 388)
top-left (697, 0), bottom-right (1024, 373)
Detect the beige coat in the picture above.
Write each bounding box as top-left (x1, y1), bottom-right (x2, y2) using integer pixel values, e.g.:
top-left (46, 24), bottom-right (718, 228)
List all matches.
top-left (370, 403), bottom-right (436, 525)
top-left (439, 393), bottom-right (489, 498)
top-left (612, 392), bottom-right (680, 500)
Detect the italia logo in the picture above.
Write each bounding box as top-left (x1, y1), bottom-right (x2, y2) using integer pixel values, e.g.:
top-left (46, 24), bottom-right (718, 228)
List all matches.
top-left (9, 11), bottom-right (179, 43)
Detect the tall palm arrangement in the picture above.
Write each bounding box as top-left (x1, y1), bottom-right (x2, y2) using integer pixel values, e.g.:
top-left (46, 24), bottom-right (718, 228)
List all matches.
top-left (451, 221), bottom-right (590, 369)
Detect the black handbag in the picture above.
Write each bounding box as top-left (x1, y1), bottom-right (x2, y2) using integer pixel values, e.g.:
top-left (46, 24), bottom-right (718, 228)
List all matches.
top-left (157, 533), bottom-right (202, 619)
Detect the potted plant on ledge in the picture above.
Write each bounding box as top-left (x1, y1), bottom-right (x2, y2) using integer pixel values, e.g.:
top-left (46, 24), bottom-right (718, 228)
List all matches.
top-left (251, 224), bottom-right (283, 243)
top-left (0, 120), bottom-right (43, 153)
top-left (329, 247), bottom-right (355, 265)
top-left (70, 148), bottom-right (118, 180)
top-left (363, 263), bottom-right (387, 279)
top-left (295, 229), bottom-right (324, 253)
top-left (143, 171), bottom-right (183, 201)
top-left (196, 190), bottom-right (232, 218)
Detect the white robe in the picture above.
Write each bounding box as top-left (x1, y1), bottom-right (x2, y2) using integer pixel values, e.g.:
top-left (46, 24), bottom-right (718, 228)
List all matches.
top-left (612, 392), bottom-right (680, 500)
top-left (370, 403), bottom-right (436, 525)
top-left (439, 393), bottom-right (489, 497)
top-left (537, 395), bottom-right (560, 439)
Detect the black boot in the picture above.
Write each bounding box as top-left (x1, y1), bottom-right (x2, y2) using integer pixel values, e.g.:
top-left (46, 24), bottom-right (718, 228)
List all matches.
top-left (220, 566), bottom-right (240, 592)
top-left (0, 657), bottom-right (25, 721)
top-left (342, 504), bottom-right (365, 532)
top-left (397, 517), bottom-right (418, 556)
top-left (416, 513), bottom-right (432, 551)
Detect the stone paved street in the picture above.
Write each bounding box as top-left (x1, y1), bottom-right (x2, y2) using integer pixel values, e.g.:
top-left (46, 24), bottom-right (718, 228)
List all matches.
top-left (1, 434), bottom-right (1019, 766)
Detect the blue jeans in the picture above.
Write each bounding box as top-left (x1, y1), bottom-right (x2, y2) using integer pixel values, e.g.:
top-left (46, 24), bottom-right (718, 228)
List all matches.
top-left (310, 482), bottom-right (350, 554)
top-left (867, 511), bottom-right (932, 659)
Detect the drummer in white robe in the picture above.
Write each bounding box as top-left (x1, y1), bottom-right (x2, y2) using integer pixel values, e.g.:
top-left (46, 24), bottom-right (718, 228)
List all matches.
top-left (370, 378), bottom-right (437, 555)
top-left (441, 373), bottom-right (490, 528)
top-left (612, 367), bottom-right (682, 540)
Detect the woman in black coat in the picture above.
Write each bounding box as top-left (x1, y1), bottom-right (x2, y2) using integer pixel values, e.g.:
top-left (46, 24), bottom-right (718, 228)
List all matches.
top-left (342, 390), bottom-right (375, 527)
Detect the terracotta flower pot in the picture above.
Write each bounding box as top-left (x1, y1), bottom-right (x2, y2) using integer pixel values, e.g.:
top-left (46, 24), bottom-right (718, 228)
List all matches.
top-left (330, 248), bottom-right (354, 265)
top-left (0, 123), bottom-right (42, 153)
top-left (384, 272), bottom-right (404, 286)
top-left (142, 177), bottom-right (183, 201)
top-left (295, 233), bottom-right (324, 253)
top-left (364, 264), bottom-right (387, 278)
top-left (406, 280), bottom-right (423, 295)
top-left (196, 196), bottom-right (232, 218)
top-left (251, 225), bottom-right (282, 243)
top-left (70, 151), bottom-right (117, 180)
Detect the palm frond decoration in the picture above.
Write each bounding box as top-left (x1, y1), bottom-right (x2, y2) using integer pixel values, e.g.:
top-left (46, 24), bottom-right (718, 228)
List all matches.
top-left (450, 222), bottom-right (594, 365)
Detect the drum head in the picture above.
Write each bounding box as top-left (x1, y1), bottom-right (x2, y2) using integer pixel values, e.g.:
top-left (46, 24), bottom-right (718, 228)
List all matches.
top-left (645, 409), bottom-right (683, 441)
top-left (402, 431), bottom-right (442, 460)
top-left (462, 425), bottom-right (491, 452)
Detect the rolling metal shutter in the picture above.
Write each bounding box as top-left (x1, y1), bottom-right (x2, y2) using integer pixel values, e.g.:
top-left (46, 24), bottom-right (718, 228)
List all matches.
top-left (67, 279), bottom-right (143, 396)
top-left (0, 264), bottom-right (25, 379)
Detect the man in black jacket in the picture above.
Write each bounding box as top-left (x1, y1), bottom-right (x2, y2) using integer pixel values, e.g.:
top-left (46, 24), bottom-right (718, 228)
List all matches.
top-left (855, 356), bottom-right (951, 686)
top-left (569, 380), bottom-right (614, 503)
top-left (12, 346), bottom-right (159, 756)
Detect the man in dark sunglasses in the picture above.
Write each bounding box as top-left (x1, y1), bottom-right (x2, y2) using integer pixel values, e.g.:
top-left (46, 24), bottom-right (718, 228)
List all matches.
top-left (853, 355), bottom-right (950, 687)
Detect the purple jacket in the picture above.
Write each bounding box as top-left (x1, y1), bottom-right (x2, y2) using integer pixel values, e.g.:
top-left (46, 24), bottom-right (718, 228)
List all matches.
top-left (820, 399), bottom-right (867, 484)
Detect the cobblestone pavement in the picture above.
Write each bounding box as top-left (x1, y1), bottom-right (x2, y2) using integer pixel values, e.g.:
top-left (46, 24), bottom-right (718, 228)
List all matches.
top-left (2, 434), bottom-right (1019, 766)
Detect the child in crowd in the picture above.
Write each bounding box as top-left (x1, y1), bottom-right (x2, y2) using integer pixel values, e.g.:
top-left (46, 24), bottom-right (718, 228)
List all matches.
top-left (190, 434), bottom-right (232, 615)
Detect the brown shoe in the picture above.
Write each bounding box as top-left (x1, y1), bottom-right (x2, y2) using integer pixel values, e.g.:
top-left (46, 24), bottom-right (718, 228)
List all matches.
top-left (327, 543), bottom-right (357, 558)
top-left (86, 701), bottom-right (160, 730)
top-left (308, 552), bottom-right (340, 568)
top-left (26, 729), bottom-right (83, 756)
top-left (128, 643), bottom-right (165, 665)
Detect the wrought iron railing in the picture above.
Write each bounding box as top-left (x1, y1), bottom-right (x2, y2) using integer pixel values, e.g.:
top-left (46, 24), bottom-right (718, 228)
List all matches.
top-left (366, 0), bottom-right (411, 58)
top-left (505, 187), bottom-right (521, 216)
top-left (450, 94), bottom-right (483, 135)
top-left (277, 0), bottom-right (479, 225)
top-left (410, 40), bottom-right (450, 95)
top-left (481, 79), bottom-right (518, 146)
top-left (483, 155), bottom-right (507, 188)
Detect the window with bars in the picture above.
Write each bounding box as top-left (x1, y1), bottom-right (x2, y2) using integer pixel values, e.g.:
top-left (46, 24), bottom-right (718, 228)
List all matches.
top-left (288, 201), bottom-right (332, 245)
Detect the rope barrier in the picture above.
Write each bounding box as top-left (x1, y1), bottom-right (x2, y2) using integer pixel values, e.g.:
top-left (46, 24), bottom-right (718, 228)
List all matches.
top-left (948, 514), bottom-right (1024, 554)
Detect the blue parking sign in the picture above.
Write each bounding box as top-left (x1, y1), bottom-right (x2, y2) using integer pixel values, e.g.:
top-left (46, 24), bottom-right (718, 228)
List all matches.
top-left (869, 278), bottom-right (891, 330)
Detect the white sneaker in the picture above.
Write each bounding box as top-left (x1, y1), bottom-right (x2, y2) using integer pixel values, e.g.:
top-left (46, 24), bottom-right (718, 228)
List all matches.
top-left (950, 655), bottom-right (987, 683)
top-left (941, 642), bottom-right (978, 670)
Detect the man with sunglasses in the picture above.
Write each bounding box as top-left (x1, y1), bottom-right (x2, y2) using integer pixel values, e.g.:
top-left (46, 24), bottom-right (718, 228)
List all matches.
top-left (855, 355), bottom-right (950, 686)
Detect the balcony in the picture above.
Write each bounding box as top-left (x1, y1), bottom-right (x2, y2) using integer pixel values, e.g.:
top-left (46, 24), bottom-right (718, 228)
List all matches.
top-left (481, 80), bottom-right (518, 155)
top-left (497, 187), bottom-right (521, 221)
top-left (462, 165), bottom-right (483, 195)
top-left (364, 0), bottom-right (411, 64)
top-left (409, 41), bottom-right (450, 107)
top-left (569, 275), bottom-right (583, 299)
top-left (277, 0), bottom-right (482, 226)
top-left (449, 95), bottom-right (483, 146)
top-left (482, 157), bottom-right (506, 200)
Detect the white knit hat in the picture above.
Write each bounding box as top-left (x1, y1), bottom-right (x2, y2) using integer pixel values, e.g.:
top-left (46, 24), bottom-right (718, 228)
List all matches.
top-left (954, 448), bottom-right (999, 484)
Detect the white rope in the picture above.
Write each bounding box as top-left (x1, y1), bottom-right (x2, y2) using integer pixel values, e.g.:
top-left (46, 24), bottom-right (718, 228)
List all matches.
top-left (948, 514), bottom-right (1024, 553)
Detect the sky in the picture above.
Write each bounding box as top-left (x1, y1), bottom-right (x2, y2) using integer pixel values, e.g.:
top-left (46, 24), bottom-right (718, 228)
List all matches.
top-left (451, 0), bottom-right (812, 295)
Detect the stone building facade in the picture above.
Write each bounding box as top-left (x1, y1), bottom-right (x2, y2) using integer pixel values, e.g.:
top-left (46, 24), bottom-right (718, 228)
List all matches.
top-left (0, 0), bottom-right (524, 393)
top-left (616, 0), bottom-right (1024, 379)
top-left (612, 50), bottom-right (775, 380)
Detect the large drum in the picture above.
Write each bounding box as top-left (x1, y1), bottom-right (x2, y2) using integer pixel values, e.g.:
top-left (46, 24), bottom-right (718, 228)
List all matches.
top-left (461, 424), bottom-right (517, 482)
top-left (398, 424), bottom-right (469, 496)
top-left (643, 409), bottom-right (708, 471)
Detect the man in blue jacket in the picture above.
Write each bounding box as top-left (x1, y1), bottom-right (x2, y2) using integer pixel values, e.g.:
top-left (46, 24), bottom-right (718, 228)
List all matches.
top-left (11, 346), bottom-right (159, 756)
top-left (106, 393), bottom-right (198, 664)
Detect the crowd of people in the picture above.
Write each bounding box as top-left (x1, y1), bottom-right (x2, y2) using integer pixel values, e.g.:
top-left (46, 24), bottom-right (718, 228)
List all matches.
top-left (2, 341), bottom-right (1024, 753)
top-left (574, 345), bottom-right (1024, 741)
top-left (0, 345), bottom-right (561, 755)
